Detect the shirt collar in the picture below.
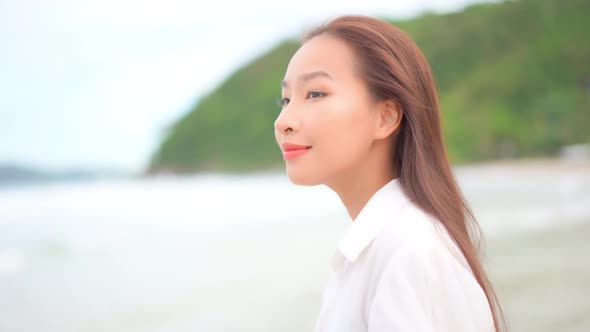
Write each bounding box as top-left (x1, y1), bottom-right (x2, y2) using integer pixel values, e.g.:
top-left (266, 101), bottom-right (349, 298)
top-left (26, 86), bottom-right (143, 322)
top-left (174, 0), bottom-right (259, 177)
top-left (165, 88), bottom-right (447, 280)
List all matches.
top-left (332, 177), bottom-right (409, 270)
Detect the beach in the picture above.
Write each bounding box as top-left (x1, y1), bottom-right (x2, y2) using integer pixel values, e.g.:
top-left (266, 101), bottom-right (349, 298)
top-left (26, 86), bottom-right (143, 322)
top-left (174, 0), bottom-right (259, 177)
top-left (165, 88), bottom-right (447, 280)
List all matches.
top-left (488, 218), bottom-right (590, 332)
top-left (0, 158), bottom-right (588, 331)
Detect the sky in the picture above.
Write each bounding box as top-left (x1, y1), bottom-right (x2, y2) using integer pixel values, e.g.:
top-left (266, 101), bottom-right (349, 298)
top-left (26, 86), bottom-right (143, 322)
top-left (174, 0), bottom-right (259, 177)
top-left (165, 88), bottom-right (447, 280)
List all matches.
top-left (0, 0), bottom-right (497, 174)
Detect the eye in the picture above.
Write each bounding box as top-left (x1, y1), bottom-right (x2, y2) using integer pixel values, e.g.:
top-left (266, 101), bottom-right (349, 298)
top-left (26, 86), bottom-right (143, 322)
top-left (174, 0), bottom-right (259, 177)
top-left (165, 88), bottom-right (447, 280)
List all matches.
top-left (307, 91), bottom-right (325, 99)
top-left (277, 97), bottom-right (290, 108)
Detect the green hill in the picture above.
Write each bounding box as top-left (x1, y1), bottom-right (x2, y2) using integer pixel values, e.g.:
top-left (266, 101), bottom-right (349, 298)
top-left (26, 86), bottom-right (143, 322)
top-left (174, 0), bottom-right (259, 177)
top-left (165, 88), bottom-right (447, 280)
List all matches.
top-left (146, 0), bottom-right (590, 174)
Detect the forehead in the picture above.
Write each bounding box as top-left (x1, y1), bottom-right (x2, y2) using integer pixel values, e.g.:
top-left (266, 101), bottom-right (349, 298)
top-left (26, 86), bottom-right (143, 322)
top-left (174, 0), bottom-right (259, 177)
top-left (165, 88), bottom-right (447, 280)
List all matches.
top-left (283, 35), bottom-right (359, 85)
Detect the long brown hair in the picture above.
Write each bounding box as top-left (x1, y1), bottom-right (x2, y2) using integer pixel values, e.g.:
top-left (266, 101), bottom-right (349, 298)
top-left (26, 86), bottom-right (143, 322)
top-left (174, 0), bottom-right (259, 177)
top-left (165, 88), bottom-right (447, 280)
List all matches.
top-left (302, 15), bottom-right (506, 332)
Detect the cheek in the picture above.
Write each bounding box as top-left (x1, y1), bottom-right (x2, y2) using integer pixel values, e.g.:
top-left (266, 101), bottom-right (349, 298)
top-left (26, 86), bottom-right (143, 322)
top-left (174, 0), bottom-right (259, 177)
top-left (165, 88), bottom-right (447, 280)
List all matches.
top-left (282, 96), bottom-right (374, 186)
top-left (313, 99), bottom-right (374, 167)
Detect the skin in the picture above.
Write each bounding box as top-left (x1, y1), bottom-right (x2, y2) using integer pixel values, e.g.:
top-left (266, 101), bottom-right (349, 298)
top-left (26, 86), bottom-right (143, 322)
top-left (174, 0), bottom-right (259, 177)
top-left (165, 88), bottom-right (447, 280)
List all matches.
top-left (274, 34), bottom-right (403, 221)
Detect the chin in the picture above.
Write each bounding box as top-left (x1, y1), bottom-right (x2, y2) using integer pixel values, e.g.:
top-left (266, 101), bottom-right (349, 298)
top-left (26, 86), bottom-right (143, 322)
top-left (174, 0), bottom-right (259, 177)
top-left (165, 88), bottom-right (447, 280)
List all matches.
top-left (285, 168), bottom-right (321, 186)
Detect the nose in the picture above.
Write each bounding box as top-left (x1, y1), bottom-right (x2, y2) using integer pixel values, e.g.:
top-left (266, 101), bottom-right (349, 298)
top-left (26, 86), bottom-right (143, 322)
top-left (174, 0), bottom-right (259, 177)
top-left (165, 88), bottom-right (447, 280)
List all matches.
top-left (274, 105), bottom-right (299, 138)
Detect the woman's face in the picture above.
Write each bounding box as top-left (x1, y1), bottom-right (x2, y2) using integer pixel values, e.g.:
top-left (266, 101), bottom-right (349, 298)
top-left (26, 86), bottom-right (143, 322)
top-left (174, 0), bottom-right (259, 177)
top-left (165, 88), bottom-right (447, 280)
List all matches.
top-left (274, 34), bottom-right (382, 186)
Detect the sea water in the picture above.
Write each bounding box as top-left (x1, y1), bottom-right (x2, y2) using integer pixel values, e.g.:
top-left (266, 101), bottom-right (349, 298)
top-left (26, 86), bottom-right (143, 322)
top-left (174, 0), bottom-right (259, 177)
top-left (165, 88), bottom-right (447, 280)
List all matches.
top-left (0, 162), bottom-right (588, 331)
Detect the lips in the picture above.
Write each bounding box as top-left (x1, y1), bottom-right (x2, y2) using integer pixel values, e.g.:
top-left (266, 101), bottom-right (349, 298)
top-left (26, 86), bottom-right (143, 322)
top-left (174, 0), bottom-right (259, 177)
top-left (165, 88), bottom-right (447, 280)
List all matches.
top-left (281, 142), bottom-right (312, 152)
top-left (280, 142), bottom-right (312, 160)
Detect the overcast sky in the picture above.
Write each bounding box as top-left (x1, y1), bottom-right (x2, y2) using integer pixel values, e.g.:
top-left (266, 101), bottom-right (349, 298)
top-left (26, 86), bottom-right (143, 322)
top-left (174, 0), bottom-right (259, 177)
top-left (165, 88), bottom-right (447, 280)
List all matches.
top-left (0, 0), bottom-right (497, 173)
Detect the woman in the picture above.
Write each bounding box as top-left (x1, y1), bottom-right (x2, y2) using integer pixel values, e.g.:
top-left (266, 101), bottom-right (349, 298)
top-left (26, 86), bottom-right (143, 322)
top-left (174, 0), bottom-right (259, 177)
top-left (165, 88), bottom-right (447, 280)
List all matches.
top-left (273, 15), bottom-right (506, 332)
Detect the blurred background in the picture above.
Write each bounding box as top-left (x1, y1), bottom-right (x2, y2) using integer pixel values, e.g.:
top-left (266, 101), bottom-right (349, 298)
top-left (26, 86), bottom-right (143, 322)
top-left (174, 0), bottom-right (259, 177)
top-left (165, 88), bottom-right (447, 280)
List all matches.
top-left (0, 0), bottom-right (589, 331)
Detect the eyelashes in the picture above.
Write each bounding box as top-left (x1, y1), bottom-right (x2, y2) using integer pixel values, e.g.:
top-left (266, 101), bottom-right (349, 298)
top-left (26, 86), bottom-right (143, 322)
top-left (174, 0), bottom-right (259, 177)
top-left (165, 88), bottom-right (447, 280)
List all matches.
top-left (307, 91), bottom-right (325, 99)
top-left (277, 91), bottom-right (326, 108)
top-left (277, 97), bottom-right (290, 108)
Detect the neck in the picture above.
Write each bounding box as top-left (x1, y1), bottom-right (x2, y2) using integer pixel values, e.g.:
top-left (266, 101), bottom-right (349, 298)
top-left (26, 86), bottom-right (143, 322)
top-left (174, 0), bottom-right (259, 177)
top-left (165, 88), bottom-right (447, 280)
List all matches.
top-left (327, 148), bottom-right (397, 222)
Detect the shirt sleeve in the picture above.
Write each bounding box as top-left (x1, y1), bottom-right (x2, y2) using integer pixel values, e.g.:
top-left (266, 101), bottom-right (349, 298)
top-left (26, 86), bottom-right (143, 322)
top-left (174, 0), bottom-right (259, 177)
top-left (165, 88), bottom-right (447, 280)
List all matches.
top-left (367, 242), bottom-right (495, 332)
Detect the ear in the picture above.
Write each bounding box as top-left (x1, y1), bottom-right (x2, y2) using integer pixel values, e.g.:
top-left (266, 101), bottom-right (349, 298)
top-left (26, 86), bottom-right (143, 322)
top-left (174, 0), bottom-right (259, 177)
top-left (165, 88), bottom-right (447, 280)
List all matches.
top-left (374, 100), bottom-right (403, 140)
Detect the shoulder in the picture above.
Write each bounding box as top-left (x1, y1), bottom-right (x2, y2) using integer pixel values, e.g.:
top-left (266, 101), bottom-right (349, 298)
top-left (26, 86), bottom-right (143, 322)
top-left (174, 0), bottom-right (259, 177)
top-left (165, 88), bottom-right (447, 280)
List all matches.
top-left (368, 205), bottom-right (494, 331)
top-left (363, 201), bottom-right (495, 331)
top-left (368, 242), bottom-right (495, 331)
top-left (367, 200), bottom-right (477, 291)
top-left (372, 201), bottom-right (460, 262)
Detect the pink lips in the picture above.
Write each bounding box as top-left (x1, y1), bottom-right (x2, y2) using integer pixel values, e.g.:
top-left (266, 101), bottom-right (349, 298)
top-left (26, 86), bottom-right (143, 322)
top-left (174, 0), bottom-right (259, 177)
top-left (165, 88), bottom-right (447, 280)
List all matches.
top-left (281, 142), bottom-right (312, 160)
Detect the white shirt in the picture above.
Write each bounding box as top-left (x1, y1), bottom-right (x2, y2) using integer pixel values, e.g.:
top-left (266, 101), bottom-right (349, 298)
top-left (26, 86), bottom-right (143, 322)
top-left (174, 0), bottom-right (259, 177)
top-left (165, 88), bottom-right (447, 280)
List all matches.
top-left (314, 177), bottom-right (494, 332)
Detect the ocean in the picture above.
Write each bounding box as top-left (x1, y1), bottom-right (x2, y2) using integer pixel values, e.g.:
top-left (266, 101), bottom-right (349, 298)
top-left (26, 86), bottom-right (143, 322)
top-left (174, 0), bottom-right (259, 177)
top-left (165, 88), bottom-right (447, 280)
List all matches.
top-left (0, 160), bottom-right (588, 331)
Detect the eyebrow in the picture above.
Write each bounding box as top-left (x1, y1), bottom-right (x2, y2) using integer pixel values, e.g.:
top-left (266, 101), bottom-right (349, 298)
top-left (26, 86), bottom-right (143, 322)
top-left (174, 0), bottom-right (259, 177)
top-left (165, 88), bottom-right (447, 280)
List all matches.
top-left (281, 71), bottom-right (333, 88)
